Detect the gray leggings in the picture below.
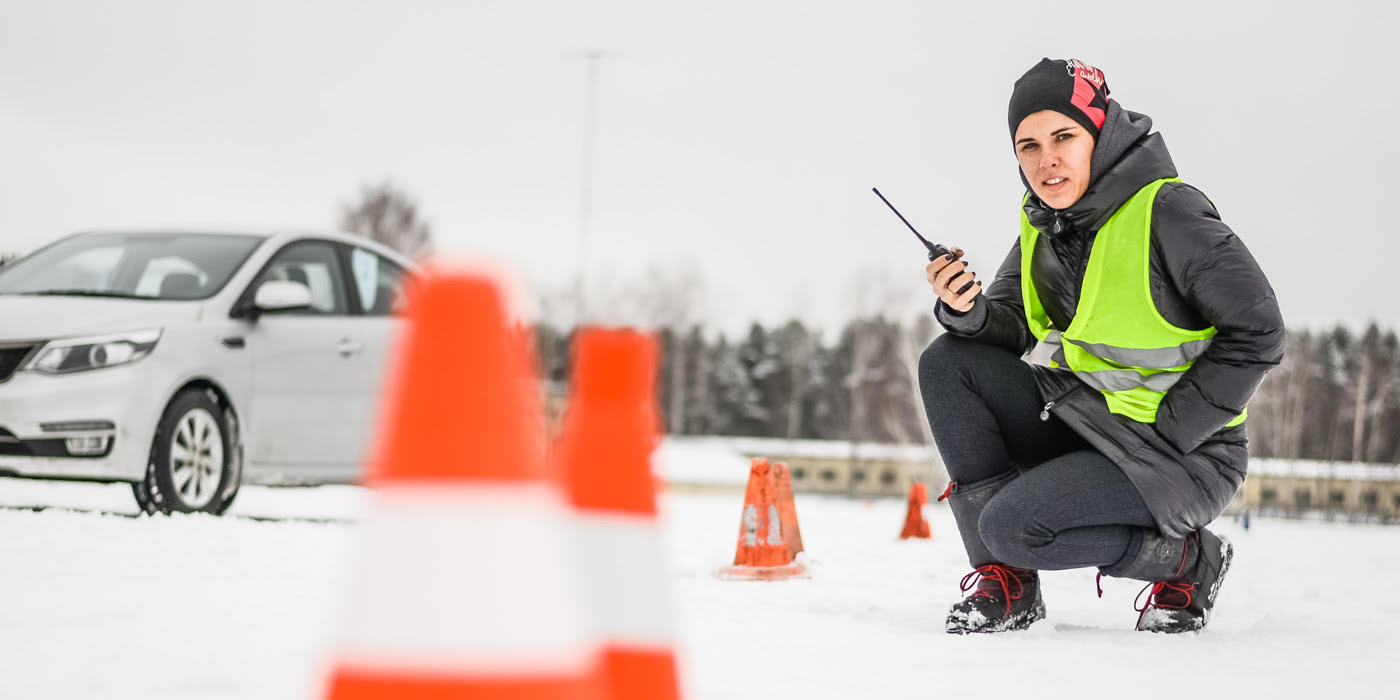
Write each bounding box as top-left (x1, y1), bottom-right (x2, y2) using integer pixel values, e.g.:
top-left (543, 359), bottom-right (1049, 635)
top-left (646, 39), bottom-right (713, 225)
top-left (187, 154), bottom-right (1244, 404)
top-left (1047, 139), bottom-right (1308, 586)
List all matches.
top-left (918, 334), bottom-right (1154, 571)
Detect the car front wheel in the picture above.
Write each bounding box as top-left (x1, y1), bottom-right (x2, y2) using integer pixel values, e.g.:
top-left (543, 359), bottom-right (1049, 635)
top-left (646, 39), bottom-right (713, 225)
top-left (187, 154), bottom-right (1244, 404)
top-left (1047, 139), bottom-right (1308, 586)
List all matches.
top-left (133, 388), bottom-right (240, 515)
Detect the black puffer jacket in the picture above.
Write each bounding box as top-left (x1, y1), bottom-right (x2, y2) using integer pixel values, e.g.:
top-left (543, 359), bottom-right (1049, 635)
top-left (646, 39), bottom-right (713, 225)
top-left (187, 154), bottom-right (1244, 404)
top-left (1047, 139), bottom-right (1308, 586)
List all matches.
top-left (935, 102), bottom-right (1285, 537)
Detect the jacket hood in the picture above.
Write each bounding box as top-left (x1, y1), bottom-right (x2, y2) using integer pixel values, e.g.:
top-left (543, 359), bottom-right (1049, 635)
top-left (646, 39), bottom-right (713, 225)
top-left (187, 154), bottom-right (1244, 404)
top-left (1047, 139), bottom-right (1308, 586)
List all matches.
top-left (1022, 101), bottom-right (1178, 235)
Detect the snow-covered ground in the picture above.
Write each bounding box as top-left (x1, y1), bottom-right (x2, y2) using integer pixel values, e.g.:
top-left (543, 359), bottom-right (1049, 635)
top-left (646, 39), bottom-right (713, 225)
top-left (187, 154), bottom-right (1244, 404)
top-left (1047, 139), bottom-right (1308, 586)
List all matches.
top-left (1, 476), bottom-right (1395, 699)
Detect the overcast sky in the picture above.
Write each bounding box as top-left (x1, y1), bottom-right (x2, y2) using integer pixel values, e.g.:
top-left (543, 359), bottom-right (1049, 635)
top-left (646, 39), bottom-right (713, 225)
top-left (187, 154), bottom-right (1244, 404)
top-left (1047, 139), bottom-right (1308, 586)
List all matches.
top-left (3, 0), bottom-right (1395, 335)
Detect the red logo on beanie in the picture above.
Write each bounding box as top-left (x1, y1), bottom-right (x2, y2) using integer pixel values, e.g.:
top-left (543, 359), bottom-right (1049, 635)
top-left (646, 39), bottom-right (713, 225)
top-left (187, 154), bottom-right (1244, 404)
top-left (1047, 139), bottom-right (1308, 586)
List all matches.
top-left (1066, 59), bottom-right (1109, 130)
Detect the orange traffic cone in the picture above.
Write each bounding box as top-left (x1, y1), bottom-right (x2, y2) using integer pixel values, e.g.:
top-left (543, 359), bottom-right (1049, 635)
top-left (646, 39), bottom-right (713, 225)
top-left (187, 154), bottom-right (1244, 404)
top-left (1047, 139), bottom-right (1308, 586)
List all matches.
top-left (717, 457), bottom-right (808, 581)
top-left (325, 270), bottom-right (603, 700)
top-left (771, 461), bottom-right (805, 560)
top-left (899, 482), bottom-right (933, 539)
top-left (553, 328), bottom-right (681, 700)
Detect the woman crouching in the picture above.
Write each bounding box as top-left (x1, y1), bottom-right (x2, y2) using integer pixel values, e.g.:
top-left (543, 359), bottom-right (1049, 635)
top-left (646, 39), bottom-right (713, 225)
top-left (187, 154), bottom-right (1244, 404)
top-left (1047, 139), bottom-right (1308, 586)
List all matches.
top-left (919, 58), bottom-right (1284, 634)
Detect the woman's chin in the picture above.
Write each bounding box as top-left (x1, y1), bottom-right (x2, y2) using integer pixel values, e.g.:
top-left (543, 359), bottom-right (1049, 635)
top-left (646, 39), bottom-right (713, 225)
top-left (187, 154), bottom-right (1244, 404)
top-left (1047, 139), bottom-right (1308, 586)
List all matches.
top-left (1038, 192), bottom-right (1081, 210)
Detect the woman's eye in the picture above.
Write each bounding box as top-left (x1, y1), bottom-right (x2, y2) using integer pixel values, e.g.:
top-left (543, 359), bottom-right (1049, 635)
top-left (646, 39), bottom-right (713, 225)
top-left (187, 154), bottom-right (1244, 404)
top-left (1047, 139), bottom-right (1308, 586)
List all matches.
top-left (1056, 133), bottom-right (1074, 142)
top-left (1020, 143), bottom-right (1037, 152)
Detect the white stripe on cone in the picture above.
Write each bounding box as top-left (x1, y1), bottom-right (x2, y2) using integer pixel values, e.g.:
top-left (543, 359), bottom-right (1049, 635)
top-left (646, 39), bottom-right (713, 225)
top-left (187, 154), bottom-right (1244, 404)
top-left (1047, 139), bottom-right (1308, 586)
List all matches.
top-left (573, 512), bottom-right (676, 649)
top-left (333, 483), bottom-right (598, 676)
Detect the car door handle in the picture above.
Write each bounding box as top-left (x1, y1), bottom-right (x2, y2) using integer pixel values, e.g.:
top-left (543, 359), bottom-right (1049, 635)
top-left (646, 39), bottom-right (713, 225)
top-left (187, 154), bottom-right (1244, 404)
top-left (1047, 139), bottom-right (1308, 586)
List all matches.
top-left (336, 338), bottom-right (363, 357)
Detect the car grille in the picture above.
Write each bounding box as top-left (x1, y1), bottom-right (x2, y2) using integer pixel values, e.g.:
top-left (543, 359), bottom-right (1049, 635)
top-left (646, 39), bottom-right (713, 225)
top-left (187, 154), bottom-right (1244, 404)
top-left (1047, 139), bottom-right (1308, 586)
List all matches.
top-left (0, 344), bottom-right (37, 382)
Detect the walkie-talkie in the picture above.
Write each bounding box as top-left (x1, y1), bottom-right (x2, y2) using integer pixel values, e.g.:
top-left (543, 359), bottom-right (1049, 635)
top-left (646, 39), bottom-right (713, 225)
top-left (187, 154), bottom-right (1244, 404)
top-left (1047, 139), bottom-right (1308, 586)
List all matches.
top-left (872, 187), bottom-right (976, 296)
top-left (871, 187), bottom-right (951, 261)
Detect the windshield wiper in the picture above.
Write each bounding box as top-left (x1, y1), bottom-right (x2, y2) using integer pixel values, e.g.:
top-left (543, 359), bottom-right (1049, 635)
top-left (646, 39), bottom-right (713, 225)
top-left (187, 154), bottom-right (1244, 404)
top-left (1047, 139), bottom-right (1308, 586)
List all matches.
top-left (11, 289), bottom-right (151, 299)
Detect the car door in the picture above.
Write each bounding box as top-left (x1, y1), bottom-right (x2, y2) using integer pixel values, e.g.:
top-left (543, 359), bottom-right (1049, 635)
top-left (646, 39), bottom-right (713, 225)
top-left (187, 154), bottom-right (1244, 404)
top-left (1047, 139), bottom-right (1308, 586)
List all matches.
top-left (340, 244), bottom-right (411, 473)
top-left (244, 240), bottom-right (370, 476)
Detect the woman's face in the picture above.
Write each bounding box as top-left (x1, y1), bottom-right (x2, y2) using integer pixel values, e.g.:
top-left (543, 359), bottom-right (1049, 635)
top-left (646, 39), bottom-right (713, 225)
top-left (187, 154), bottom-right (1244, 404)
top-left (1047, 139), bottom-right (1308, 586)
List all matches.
top-left (1014, 110), bottom-right (1095, 210)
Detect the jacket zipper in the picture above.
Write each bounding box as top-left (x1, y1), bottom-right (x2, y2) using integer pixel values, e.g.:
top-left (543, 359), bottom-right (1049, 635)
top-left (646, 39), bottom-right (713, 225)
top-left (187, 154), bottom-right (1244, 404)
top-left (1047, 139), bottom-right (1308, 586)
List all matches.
top-left (1040, 383), bottom-right (1085, 421)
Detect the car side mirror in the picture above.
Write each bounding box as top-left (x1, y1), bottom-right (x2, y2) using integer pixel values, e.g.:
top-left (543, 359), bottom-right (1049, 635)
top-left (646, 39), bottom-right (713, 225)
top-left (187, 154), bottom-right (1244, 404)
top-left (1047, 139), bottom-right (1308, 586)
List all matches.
top-left (253, 280), bottom-right (313, 312)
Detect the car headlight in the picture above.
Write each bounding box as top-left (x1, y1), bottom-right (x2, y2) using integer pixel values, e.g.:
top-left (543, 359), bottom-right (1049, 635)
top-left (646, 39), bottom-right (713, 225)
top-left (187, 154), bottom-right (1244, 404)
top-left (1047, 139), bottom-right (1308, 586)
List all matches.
top-left (26, 329), bottom-right (162, 375)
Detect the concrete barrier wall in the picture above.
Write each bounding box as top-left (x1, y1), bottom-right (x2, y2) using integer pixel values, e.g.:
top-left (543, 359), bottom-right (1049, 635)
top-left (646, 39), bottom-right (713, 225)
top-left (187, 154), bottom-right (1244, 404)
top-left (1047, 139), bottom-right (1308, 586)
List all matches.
top-left (1229, 472), bottom-right (1400, 521)
top-left (711, 437), bottom-right (947, 498)
top-left (662, 436), bottom-right (1400, 520)
top-left (776, 455), bottom-right (947, 498)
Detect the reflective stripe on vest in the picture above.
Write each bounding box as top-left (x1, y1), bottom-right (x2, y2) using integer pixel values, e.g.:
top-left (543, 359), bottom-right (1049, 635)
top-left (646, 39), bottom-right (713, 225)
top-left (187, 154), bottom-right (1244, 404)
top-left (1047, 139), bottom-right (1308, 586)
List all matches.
top-left (1076, 367), bottom-right (1185, 393)
top-left (1019, 178), bottom-right (1247, 427)
top-left (1063, 337), bottom-right (1214, 370)
top-left (1042, 324), bottom-right (1213, 372)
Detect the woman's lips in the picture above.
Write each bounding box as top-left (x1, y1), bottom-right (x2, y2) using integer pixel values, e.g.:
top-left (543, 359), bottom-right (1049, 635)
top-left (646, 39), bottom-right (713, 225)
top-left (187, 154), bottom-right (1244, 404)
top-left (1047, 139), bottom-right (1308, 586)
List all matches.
top-left (1042, 177), bottom-right (1069, 192)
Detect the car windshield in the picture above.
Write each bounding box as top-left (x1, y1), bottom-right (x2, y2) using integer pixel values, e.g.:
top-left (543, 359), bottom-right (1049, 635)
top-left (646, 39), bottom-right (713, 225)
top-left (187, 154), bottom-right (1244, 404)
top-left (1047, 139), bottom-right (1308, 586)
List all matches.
top-left (0, 233), bottom-right (265, 301)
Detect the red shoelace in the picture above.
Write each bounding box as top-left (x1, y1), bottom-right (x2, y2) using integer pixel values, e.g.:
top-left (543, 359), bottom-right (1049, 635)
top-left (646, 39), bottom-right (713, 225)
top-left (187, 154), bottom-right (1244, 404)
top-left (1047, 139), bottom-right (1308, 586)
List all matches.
top-left (1134, 581), bottom-right (1196, 627)
top-left (1129, 531), bottom-right (1200, 627)
top-left (960, 564), bottom-right (1026, 618)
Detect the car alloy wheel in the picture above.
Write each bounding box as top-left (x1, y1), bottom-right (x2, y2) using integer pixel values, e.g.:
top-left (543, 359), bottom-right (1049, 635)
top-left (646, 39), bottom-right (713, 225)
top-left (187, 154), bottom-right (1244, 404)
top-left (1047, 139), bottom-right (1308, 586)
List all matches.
top-left (144, 387), bottom-right (240, 515)
top-left (169, 407), bottom-right (224, 509)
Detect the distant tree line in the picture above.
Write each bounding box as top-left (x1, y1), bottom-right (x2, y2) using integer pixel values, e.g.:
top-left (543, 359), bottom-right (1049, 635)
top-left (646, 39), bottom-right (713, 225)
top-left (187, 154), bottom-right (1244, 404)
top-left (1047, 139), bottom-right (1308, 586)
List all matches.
top-left (1248, 322), bottom-right (1400, 463)
top-left (536, 318), bottom-right (1400, 464)
top-left (536, 315), bottom-right (939, 445)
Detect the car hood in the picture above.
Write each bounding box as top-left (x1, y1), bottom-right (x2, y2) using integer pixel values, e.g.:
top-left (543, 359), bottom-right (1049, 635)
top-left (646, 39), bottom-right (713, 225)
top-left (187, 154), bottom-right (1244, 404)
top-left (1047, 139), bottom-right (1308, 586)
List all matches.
top-left (0, 296), bottom-right (206, 342)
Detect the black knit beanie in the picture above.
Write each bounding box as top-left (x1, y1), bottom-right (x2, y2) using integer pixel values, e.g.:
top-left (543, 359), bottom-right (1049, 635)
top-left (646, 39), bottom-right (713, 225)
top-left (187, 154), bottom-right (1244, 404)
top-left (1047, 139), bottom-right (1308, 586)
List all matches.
top-left (1008, 58), bottom-right (1111, 141)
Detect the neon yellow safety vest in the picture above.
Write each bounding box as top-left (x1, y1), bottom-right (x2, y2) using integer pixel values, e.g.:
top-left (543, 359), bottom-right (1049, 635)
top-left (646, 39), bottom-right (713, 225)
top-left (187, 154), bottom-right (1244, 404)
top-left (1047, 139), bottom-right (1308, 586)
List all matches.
top-left (1019, 177), bottom-right (1247, 427)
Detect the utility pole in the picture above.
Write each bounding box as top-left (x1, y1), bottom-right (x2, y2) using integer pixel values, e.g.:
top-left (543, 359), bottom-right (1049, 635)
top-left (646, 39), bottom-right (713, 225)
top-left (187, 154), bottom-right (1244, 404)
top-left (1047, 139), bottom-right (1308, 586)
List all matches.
top-left (575, 50), bottom-right (607, 325)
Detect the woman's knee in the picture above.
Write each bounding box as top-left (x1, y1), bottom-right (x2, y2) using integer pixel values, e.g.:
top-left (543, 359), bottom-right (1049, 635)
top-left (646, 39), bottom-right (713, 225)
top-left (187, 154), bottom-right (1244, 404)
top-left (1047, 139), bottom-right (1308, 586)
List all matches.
top-left (918, 333), bottom-right (979, 391)
top-left (978, 490), bottom-right (1050, 569)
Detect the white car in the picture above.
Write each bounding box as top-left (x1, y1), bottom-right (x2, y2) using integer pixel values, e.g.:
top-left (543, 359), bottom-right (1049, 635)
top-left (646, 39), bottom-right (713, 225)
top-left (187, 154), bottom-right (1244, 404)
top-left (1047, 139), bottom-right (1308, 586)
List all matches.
top-left (0, 229), bottom-right (414, 514)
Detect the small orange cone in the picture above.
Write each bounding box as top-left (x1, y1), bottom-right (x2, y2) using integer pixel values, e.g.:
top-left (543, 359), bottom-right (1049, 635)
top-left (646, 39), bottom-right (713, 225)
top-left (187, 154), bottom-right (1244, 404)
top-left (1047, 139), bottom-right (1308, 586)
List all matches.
top-left (771, 461), bottom-right (805, 560)
top-left (553, 328), bottom-right (681, 700)
top-left (899, 482), bottom-right (933, 540)
top-left (717, 457), bottom-right (808, 581)
top-left (325, 269), bottom-right (603, 700)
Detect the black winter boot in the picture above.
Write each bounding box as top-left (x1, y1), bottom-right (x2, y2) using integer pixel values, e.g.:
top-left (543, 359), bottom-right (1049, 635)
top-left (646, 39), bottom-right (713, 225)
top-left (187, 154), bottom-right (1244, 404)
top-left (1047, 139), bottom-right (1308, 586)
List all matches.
top-left (1133, 529), bottom-right (1233, 634)
top-left (939, 473), bottom-right (1046, 634)
top-left (939, 471), bottom-right (1018, 569)
top-left (946, 564), bottom-right (1046, 634)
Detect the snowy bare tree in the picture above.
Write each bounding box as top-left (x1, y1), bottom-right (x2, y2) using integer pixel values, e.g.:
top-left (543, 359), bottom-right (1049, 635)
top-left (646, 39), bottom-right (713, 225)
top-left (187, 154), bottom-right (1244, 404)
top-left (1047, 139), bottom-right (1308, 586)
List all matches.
top-left (1250, 324), bottom-right (1400, 463)
top-left (681, 326), bottom-right (714, 434)
top-left (838, 269), bottom-right (928, 444)
top-left (337, 181), bottom-right (434, 259)
top-left (1351, 324), bottom-right (1379, 461)
top-left (899, 313), bottom-right (940, 443)
top-left (772, 320), bottom-right (819, 439)
top-left (1371, 331), bottom-right (1400, 463)
top-left (1348, 324), bottom-right (1398, 462)
top-left (614, 264), bottom-right (705, 432)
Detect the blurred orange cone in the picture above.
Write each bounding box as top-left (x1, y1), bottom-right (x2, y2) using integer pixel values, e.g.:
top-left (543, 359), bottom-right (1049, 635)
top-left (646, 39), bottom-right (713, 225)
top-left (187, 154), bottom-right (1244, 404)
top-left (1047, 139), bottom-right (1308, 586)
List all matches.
top-left (899, 482), bottom-right (932, 540)
top-left (553, 328), bottom-right (681, 700)
top-left (717, 458), bottom-right (808, 581)
top-left (325, 270), bottom-right (603, 700)
top-left (771, 461), bottom-right (805, 560)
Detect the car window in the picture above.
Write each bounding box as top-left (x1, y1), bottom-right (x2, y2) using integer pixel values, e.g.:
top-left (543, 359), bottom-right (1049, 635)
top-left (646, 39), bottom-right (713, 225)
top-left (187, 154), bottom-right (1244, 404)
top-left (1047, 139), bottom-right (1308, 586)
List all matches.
top-left (348, 247), bottom-right (408, 316)
top-left (46, 246), bottom-right (125, 291)
top-left (256, 241), bottom-right (348, 315)
top-left (134, 257), bottom-right (209, 297)
top-left (0, 233), bottom-right (263, 300)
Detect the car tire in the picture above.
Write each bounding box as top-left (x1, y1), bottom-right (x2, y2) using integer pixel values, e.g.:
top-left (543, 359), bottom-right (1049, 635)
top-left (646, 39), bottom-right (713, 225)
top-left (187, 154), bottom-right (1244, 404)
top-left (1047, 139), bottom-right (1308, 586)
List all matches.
top-left (138, 388), bottom-right (241, 515)
top-left (131, 467), bottom-right (167, 516)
